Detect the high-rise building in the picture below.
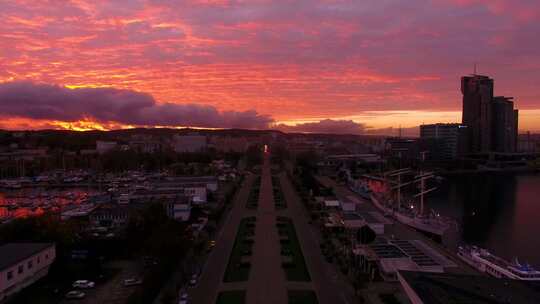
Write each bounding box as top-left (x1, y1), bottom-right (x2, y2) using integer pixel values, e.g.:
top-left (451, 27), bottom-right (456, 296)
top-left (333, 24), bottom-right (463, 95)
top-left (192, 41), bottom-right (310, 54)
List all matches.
top-left (461, 74), bottom-right (518, 153)
top-left (420, 123), bottom-right (468, 160)
top-left (492, 96), bottom-right (518, 153)
top-left (461, 75), bottom-right (494, 153)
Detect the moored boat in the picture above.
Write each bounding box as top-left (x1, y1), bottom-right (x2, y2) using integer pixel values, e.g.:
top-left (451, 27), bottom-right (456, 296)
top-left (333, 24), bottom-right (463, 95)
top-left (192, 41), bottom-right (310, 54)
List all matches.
top-left (458, 245), bottom-right (540, 281)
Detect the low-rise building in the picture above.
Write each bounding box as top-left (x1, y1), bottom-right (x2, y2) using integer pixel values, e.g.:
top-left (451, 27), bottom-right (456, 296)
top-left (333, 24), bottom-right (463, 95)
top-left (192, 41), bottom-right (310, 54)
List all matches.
top-left (173, 135), bottom-right (207, 153)
top-left (161, 176), bottom-right (218, 192)
top-left (96, 141), bottom-right (118, 154)
top-left (210, 136), bottom-right (249, 153)
top-left (0, 149), bottom-right (48, 161)
top-left (0, 243), bottom-right (56, 301)
top-left (351, 237), bottom-right (455, 281)
top-left (89, 204), bottom-right (142, 227)
top-left (153, 182), bottom-right (208, 203)
top-left (323, 199), bottom-right (341, 210)
top-left (343, 212), bottom-right (389, 235)
top-left (398, 270), bottom-right (540, 304)
top-left (163, 199), bottom-right (192, 222)
top-left (420, 123), bottom-right (468, 160)
top-left (128, 140), bottom-right (161, 153)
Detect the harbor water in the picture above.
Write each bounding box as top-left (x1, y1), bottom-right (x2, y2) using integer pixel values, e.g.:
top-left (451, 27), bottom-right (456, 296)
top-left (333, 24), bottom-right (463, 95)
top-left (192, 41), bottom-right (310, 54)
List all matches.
top-left (429, 172), bottom-right (540, 268)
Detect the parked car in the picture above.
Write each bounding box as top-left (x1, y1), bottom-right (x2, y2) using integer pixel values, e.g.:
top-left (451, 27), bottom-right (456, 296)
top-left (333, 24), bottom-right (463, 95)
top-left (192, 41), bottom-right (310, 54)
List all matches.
top-left (123, 278), bottom-right (143, 286)
top-left (65, 290), bottom-right (86, 299)
top-left (179, 292), bottom-right (189, 304)
top-left (189, 274), bottom-right (198, 287)
top-left (143, 256), bottom-right (159, 267)
top-left (206, 240), bottom-right (216, 252)
top-left (72, 280), bottom-right (95, 289)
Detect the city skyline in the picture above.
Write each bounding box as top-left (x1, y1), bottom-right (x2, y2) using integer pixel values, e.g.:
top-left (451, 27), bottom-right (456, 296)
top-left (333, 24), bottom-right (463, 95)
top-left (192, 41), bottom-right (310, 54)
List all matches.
top-left (1, 1), bottom-right (540, 133)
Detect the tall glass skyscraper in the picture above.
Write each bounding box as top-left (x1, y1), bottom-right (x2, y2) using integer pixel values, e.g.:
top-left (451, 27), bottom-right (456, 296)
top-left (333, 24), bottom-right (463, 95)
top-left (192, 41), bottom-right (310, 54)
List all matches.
top-left (461, 74), bottom-right (518, 153)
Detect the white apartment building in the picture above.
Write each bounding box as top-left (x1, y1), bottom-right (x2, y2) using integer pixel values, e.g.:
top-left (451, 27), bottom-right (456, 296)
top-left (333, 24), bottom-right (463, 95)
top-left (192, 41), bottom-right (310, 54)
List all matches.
top-left (96, 141), bottom-right (118, 154)
top-left (163, 200), bottom-right (192, 222)
top-left (0, 243), bottom-right (56, 301)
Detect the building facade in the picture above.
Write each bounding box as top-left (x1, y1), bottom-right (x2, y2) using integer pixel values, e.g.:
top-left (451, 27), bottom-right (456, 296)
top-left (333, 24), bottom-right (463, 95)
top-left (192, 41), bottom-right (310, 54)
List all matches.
top-left (96, 141), bottom-right (118, 154)
top-left (461, 75), bottom-right (494, 153)
top-left (0, 243), bottom-right (56, 301)
top-left (419, 123), bottom-right (468, 160)
top-left (173, 135), bottom-right (207, 153)
top-left (461, 74), bottom-right (518, 153)
top-left (492, 96), bottom-right (518, 153)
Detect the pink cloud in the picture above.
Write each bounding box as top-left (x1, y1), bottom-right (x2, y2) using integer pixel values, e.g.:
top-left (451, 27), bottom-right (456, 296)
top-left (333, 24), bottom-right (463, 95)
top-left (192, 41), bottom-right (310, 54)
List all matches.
top-left (440, 0), bottom-right (540, 22)
top-left (0, 0), bottom-right (538, 130)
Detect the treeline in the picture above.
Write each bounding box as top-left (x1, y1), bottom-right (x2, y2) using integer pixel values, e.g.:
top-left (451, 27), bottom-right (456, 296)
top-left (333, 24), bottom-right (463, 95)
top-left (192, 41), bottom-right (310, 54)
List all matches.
top-left (292, 151), bottom-right (333, 198)
top-left (98, 149), bottom-right (243, 172)
top-left (125, 204), bottom-right (192, 304)
top-left (0, 148), bottom-right (245, 177)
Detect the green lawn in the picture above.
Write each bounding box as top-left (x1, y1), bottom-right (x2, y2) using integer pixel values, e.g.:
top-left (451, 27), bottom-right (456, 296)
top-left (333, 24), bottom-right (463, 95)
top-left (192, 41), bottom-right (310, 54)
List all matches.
top-left (272, 175), bottom-right (287, 209)
top-left (246, 176), bottom-right (261, 209)
top-left (216, 290), bottom-right (246, 304)
top-left (288, 290), bottom-right (319, 304)
top-left (379, 293), bottom-right (402, 304)
top-left (277, 217), bottom-right (311, 281)
top-left (223, 217), bottom-right (256, 282)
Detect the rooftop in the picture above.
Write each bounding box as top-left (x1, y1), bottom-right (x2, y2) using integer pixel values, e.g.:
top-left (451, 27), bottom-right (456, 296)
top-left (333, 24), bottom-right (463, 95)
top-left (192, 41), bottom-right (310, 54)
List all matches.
top-left (0, 243), bottom-right (54, 271)
top-left (398, 271), bottom-right (540, 304)
top-left (342, 213), bottom-right (363, 221)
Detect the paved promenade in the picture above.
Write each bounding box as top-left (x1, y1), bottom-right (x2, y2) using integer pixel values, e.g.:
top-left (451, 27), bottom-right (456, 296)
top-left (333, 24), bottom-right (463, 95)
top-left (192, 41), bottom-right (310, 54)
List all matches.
top-left (191, 154), bottom-right (358, 304)
top-left (245, 156), bottom-right (287, 303)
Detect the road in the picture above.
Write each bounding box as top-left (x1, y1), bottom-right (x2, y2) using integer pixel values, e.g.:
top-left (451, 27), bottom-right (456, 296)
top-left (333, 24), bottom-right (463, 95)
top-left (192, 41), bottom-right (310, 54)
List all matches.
top-left (189, 173), bottom-right (256, 304)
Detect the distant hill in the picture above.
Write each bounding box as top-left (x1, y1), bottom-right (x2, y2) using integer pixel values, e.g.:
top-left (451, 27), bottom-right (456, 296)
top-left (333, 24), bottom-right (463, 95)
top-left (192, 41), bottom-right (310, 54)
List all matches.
top-left (0, 127), bottom-right (391, 151)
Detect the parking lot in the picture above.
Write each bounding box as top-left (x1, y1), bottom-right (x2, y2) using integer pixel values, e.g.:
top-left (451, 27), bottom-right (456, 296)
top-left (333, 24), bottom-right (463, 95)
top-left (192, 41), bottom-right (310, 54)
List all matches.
top-left (60, 260), bottom-right (141, 304)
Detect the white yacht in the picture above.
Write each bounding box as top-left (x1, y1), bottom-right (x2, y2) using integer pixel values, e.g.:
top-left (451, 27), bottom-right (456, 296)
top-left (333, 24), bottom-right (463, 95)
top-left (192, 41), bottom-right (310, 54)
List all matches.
top-left (458, 246), bottom-right (540, 280)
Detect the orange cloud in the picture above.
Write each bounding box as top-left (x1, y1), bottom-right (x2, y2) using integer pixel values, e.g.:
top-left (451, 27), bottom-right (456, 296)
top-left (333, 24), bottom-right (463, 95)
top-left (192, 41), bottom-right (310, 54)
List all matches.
top-left (0, 0), bottom-right (538, 132)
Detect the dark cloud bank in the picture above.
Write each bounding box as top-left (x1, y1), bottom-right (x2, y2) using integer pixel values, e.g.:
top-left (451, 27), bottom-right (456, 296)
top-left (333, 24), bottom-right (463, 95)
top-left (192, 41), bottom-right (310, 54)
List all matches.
top-left (274, 119), bottom-right (367, 135)
top-left (0, 81), bottom-right (273, 129)
top-left (0, 81), bottom-right (395, 134)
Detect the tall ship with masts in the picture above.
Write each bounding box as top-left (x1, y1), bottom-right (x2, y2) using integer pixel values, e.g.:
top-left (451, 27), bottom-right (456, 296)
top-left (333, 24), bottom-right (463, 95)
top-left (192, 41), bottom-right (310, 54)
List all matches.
top-left (364, 168), bottom-right (458, 237)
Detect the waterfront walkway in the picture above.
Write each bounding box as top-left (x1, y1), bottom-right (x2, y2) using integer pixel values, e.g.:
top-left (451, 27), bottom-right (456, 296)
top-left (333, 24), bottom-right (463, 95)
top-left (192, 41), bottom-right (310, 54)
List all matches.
top-left (316, 175), bottom-right (479, 276)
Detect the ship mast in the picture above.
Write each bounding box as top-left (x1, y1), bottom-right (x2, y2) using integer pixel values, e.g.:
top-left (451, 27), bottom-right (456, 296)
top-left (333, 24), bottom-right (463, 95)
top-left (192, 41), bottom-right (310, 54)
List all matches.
top-left (385, 168), bottom-right (411, 210)
top-left (413, 151), bottom-right (436, 215)
top-left (413, 172), bottom-right (437, 214)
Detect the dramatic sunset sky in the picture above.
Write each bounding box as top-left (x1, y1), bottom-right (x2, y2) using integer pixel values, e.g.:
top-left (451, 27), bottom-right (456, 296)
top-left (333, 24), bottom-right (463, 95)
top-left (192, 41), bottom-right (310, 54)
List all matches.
top-left (0, 0), bottom-right (539, 134)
